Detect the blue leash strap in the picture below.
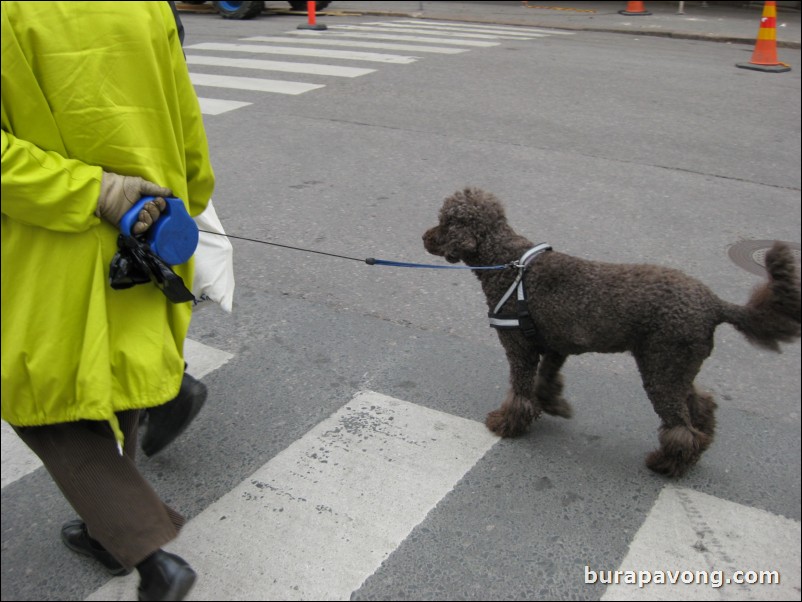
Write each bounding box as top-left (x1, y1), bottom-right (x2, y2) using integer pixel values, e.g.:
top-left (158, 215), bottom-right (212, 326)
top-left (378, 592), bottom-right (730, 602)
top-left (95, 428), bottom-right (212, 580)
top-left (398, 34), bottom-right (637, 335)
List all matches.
top-left (365, 258), bottom-right (509, 270)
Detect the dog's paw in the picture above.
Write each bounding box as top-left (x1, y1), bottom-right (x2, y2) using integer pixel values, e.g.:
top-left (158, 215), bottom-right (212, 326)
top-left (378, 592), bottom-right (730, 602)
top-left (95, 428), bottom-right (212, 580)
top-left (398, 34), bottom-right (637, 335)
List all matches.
top-left (645, 449), bottom-right (693, 478)
top-left (541, 398), bottom-right (573, 419)
top-left (485, 409), bottom-right (528, 437)
top-left (645, 425), bottom-right (710, 478)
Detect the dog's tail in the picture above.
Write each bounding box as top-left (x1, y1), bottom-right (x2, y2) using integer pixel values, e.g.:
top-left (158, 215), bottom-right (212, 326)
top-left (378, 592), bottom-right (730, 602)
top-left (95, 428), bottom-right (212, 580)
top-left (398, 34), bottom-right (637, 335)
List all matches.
top-left (720, 242), bottom-right (801, 352)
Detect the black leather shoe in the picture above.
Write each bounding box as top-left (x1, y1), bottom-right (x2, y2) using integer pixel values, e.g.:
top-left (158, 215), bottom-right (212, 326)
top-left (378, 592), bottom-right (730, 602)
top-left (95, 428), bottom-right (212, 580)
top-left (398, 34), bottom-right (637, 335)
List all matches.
top-left (61, 520), bottom-right (132, 576)
top-left (141, 373), bottom-right (207, 457)
top-left (137, 550), bottom-right (196, 602)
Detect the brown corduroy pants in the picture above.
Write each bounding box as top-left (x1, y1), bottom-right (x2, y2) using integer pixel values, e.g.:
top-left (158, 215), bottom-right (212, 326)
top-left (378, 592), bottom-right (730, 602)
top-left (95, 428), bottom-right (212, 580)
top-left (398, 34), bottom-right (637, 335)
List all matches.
top-left (13, 410), bottom-right (185, 569)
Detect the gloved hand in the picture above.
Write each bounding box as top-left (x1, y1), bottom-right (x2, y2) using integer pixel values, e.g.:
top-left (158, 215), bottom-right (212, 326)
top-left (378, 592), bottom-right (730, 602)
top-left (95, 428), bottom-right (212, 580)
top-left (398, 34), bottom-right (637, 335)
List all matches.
top-left (96, 172), bottom-right (172, 235)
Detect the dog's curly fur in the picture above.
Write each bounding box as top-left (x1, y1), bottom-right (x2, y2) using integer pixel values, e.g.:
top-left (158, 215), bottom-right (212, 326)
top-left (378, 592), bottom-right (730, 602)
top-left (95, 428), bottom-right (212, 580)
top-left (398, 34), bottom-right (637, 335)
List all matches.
top-left (423, 188), bottom-right (801, 477)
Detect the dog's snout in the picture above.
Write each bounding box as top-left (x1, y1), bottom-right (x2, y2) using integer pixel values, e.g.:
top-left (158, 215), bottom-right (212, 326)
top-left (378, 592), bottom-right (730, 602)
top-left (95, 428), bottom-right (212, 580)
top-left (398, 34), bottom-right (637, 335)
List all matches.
top-left (423, 226), bottom-right (441, 254)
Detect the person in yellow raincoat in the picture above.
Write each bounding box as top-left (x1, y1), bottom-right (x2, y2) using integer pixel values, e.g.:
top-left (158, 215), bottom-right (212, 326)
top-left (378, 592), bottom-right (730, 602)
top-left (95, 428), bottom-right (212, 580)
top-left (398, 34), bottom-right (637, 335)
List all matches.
top-left (1, 2), bottom-right (214, 600)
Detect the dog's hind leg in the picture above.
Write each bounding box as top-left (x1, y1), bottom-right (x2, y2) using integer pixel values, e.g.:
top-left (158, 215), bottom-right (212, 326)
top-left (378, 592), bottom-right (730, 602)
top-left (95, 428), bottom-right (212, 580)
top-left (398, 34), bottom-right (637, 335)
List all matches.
top-left (636, 345), bottom-right (713, 478)
top-left (486, 338), bottom-right (541, 437)
top-left (535, 352), bottom-right (573, 419)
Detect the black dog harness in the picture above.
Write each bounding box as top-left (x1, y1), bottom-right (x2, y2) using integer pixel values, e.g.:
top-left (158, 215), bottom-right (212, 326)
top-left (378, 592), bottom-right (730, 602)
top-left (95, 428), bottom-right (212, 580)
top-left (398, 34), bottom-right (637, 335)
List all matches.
top-left (488, 243), bottom-right (552, 340)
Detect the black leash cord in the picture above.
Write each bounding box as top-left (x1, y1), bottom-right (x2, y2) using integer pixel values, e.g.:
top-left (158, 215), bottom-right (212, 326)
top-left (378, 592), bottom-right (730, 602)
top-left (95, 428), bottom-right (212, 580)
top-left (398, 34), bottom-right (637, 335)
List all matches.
top-left (198, 229), bottom-right (509, 271)
top-left (199, 229), bottom-right (365, 263)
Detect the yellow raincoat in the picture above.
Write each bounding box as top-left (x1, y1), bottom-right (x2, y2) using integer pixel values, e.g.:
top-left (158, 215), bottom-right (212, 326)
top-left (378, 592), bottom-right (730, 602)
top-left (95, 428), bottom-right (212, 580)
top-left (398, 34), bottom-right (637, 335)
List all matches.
top-left (1, 2), bottom-right (215, 447)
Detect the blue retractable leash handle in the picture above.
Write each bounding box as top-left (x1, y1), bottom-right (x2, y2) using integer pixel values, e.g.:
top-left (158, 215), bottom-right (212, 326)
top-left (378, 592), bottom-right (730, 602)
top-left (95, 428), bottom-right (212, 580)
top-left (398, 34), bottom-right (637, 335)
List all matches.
top-left (119, 196), bottom-right (198, 266)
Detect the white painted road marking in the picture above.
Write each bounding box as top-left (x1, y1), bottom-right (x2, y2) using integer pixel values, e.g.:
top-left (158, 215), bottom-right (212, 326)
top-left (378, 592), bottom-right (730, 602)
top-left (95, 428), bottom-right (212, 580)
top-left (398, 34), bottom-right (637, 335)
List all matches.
top-left (282, 30), bottom-right (500, 48)
top-left (243, 34), bottom-right (473, 54)
top-left (0, 422), bottom-right (40, 488)
top-left (600, 485), bottom-right (801, 601)
top-left (86, 390), bottom-right (499, 601)
top-left (183, 338), bottom-right (234, 380)
top-left (185, 42), bottom-right (419, 64)
top-left (187, 55), bottom-right (376, 78)
top-left (197, 98), bottom-right (252, 115)
top-left (329, 24), bottom-right (540, 40)
top-left (190, 72), bottom-right (326, 95)
top-left (400, 19), bottom-right (577, 35)
top-left (361, 21), bottom-right (549, 38)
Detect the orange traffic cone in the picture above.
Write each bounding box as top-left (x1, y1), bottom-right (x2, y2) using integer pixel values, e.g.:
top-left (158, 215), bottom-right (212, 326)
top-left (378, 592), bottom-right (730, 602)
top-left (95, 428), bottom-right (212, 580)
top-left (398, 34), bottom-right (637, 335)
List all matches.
top-left (619, 2), bottom-right (651, 16)
top-left (297, 0), bottom-right (327, 31)
top-left (737, 1), bottom-right (790, 72)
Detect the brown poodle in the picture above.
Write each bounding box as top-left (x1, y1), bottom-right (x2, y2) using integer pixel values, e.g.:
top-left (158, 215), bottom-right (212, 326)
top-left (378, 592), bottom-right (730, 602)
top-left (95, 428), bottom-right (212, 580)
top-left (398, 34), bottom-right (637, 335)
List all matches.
top-left (423, 187), bottom-right (801, 477)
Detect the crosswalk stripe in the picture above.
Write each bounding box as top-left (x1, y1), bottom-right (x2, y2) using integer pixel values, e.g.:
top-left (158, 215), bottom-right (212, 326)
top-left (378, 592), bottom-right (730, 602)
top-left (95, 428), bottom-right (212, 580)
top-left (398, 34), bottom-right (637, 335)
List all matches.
top-left (185, 42), bottom-right (419, 64)
top-left (362, 21), bottom-right (548, 38)
top-left (0, 422), bottom-right (40, 488)
top-left (328, 24), bottom-right (538, 40)
top-left (243, 34), bottom-right (472, 54)
top-left (397, 19), bottom-right (576, 35)
top-left (187, 54), bottom-right (376, 78)
top-left (190, 72), bottom-right (326, 95)
top-left (183, 339), bottom-right (234, 380)
top-left (197, 98), bottom-right (252, 115)
top-left (599, 486), bottom-right (801, 600)
top-left (283, 29), bottom-right (499, 47)
top-left (0, 339), bottom-right (233, 488)
top-left (86, 390), bottom-right (499, 601)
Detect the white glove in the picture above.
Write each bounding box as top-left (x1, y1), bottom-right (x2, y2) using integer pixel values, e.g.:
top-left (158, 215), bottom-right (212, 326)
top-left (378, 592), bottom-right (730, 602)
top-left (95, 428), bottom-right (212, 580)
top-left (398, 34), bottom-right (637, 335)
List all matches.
top-left (96, 172), bottom-right (171, 235)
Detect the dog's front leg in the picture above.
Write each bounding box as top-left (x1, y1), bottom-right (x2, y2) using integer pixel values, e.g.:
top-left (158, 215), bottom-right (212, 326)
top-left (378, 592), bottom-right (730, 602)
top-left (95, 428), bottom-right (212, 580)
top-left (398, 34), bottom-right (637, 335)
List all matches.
top-left (535, 352), bottom-right (573, 419)
top-left (486, 339), bottom-right (541, 437)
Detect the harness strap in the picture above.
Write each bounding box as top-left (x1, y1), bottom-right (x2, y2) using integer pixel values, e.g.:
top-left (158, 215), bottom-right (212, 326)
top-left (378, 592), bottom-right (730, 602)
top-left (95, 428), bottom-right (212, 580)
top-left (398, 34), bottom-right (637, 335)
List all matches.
top-left (488, 243), bottom-right (551, 340)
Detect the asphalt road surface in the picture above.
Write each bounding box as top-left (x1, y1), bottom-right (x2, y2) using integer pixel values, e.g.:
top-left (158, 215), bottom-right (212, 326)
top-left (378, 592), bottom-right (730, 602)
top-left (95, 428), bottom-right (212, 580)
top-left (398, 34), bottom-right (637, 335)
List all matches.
top-left (2, 10), bottom-right (800, 601)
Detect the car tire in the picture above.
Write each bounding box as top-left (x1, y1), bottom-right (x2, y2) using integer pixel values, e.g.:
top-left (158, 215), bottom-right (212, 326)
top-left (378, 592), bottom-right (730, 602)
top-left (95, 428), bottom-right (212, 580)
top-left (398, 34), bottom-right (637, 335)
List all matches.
top-left (212, 1), bottom-right (265, 19)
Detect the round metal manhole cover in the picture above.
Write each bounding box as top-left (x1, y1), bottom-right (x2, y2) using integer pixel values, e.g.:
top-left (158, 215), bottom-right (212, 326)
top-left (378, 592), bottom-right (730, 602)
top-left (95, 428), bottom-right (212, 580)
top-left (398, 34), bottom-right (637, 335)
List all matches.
top-left (728, 240), bottom-right (801, 277)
